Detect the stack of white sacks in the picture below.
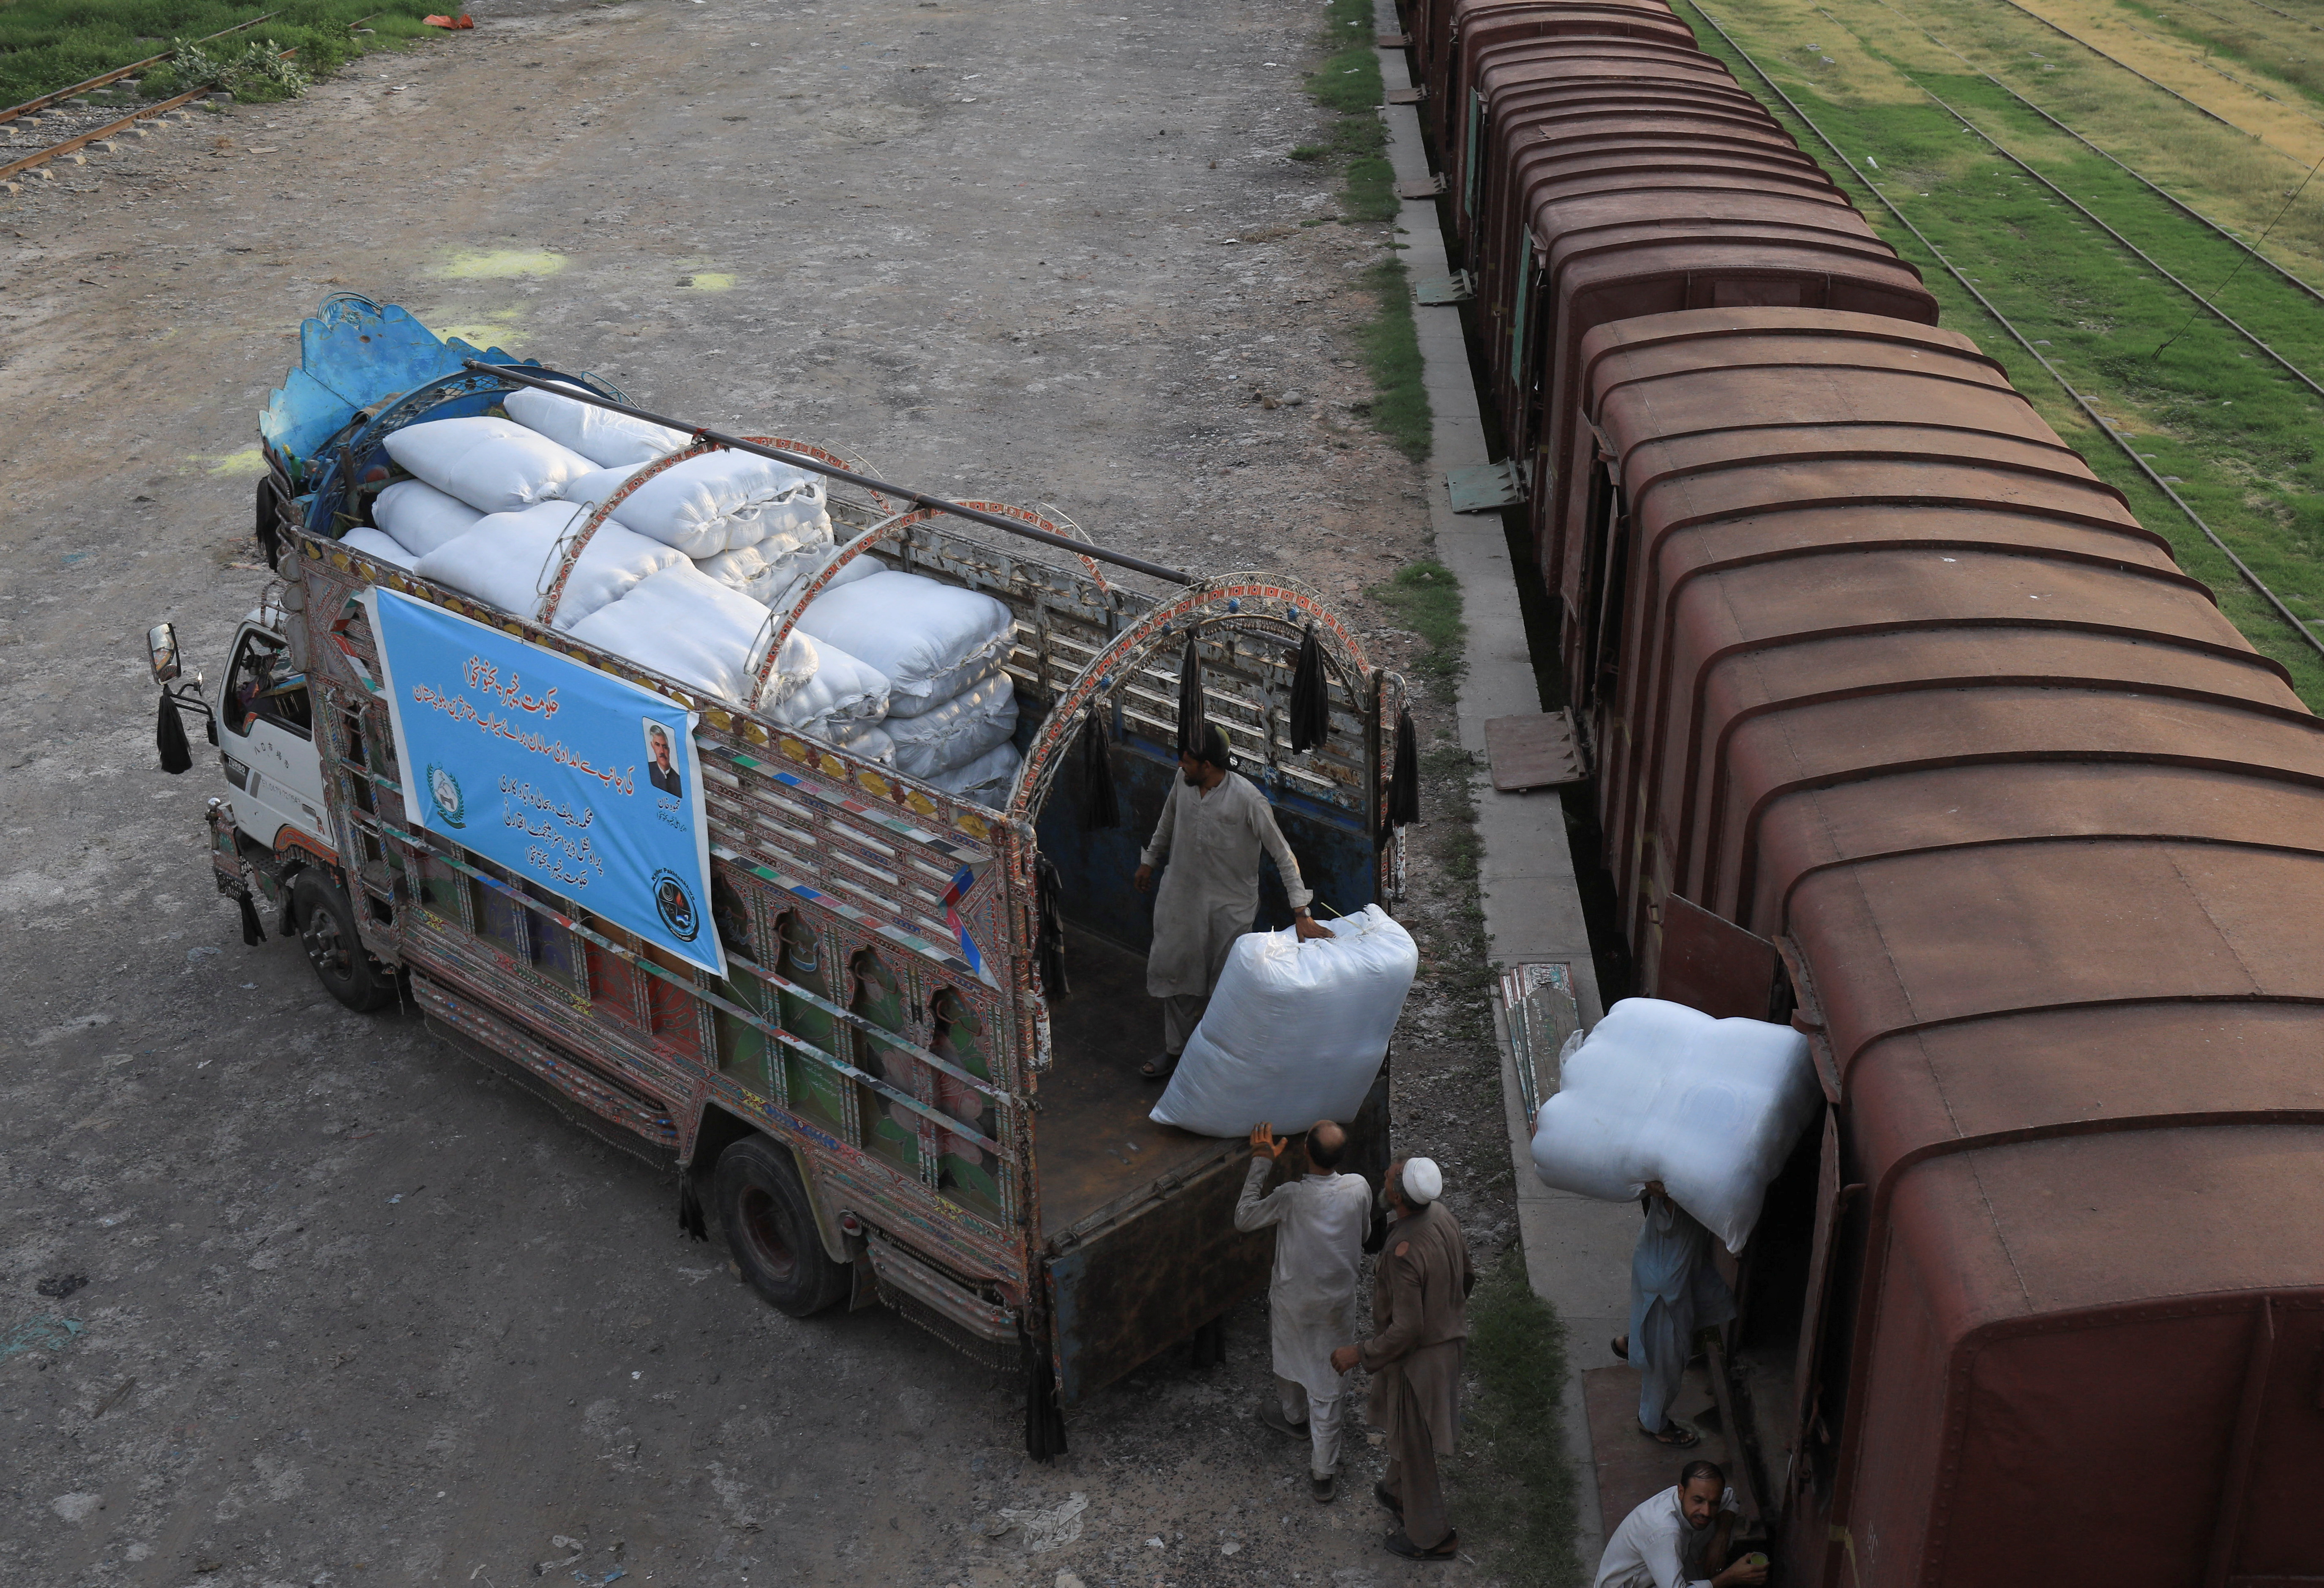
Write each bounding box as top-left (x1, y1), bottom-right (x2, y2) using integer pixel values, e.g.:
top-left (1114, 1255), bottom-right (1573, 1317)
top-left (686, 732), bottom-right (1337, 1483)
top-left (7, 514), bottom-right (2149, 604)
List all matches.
top-left (341, 385), bottom-right (1025, 806)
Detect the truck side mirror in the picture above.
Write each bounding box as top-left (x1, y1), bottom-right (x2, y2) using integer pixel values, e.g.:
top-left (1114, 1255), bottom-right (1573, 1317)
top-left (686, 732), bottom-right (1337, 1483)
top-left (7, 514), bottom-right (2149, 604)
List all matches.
top-left (148, 623), bottom-right (182, 683)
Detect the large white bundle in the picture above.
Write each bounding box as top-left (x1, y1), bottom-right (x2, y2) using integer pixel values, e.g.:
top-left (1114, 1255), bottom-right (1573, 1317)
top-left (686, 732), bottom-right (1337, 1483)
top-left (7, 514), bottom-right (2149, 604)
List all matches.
top-left (567, 563), bottom-right (810, 708)
top-left (382, 416), bottom-right (595, 514)
top-left (885, 672), bottom-right (1017, 779)
top-left (339, 525), bottom-right (416, 569)
top-left (1151, 907), bottom-right (1418, 1138)
top-left (796, 571), bottom-right (1016, 716)
top-left (826, 721), bottom-right (895, 764)
top-left (563, 454), bottom-right (823, 559)
top-left (504, 383), bottom-right (690, 469)
top-left (371, 479), bottom-right (484, 557)
top-left (769, 634), bottom-right (891, 730)
top-left (929, 739), bottom-right (1022, 808)
top-left (1528, 998), bottom-right (1819, 1253)
top-left (693, 532), bottom-right (881, 608)
top-left (413, 501), bottom-right (684, 631)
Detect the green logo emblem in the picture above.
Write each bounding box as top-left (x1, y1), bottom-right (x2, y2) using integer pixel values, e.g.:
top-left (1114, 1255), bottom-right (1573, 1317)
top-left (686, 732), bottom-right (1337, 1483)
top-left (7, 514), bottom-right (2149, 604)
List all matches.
top-left (426, 763), bottom-right (466, 829)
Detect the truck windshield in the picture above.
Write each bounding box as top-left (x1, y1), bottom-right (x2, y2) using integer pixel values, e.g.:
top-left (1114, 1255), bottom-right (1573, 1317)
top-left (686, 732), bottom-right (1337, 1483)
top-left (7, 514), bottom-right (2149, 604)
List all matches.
top-left (225, 629), bottom-right (312, 739)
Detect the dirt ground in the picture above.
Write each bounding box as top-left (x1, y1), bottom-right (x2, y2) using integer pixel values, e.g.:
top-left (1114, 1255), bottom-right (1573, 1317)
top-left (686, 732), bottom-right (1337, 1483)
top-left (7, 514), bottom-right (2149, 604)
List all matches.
top-left (0, 0), bottom-right (1533, 1583)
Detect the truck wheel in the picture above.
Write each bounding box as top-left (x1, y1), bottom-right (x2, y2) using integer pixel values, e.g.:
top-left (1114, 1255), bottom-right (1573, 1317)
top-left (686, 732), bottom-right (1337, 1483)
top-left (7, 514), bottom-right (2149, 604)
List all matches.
top-left (713, 1135), bottom-right (849, 1318)
top-left (291, 870), bottom-right (397, 1012)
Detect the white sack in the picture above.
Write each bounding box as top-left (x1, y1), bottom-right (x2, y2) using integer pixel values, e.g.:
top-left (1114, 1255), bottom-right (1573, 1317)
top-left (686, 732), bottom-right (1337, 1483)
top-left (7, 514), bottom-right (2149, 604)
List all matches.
top-left (928, 738), bottom-right (1022, 808)
top-left (563, 453), bottom-right (823, 559)
top-left (1528, 997), bottom-right (1819, 1253)
top-left (769, 635), bottom-right (891, 729)
top-left (1150, 906), bottom-right (1418, 1138)
top-left (371, 478), bottom-right (484, 557)
top-left (796, 571), bottom-right (1016, 715)
top-left (382, 416), bottom-right (596, 514)
top-left (339, 525), bottom-right (416, 569)
top-left (504, 383), bottom-right (690, 469)
top-left (567, 563), bottom-right (807, 707)
top-left (757, 542), bottom-right (881, 609)
top-left (884, 672), bottom-right (1017, 779)
top-left (826, 721), bottom-right (895, 763)
top-left (414, 501), bottom-right (685, 631)
top-left (886, 656), bottom-right (1004, 720)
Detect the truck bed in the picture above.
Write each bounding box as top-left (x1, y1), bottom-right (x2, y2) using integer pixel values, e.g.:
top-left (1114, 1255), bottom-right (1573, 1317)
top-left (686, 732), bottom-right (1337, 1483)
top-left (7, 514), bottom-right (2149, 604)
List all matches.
top-left (1035, 927), bottom-right (1239, 1241)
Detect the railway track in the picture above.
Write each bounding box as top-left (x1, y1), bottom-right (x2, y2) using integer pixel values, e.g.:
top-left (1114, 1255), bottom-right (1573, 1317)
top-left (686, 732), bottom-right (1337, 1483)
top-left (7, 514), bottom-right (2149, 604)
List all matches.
top-left (0, 13), bottom-right (291, 193)
top-left (1674, 0), bottom-right (2324, 664)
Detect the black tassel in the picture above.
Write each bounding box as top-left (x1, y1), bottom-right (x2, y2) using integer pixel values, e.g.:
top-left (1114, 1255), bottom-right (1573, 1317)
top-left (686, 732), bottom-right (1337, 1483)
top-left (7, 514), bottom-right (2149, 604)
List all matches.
top-left (1175, 633), bottom-right (1203, 759)
top-left (254, 476), bottom-right (281, 571)
top-left (236, 891), bottom-right (266, 946)
top-left (1023, 1330), bottom-right (1069, 1461)
top-left (1080, 708), bottom-right (1121, 830)
top-left (1379, 704), bottom-right (1419, 850)
top-left (677, 1176), bottom-right (709, 1242)
top-left (1035, 855), bottom-right (1070, 1001)
top-left (156, 690), bottom-right (192, 775)
top-left (1288, 624), bottom-right (1329, 754)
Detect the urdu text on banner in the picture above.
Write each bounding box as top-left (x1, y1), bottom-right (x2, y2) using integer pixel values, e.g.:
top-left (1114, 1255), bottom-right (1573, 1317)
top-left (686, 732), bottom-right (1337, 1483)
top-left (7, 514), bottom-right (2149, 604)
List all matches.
top-left (366, 587), bottom-right (727, 978)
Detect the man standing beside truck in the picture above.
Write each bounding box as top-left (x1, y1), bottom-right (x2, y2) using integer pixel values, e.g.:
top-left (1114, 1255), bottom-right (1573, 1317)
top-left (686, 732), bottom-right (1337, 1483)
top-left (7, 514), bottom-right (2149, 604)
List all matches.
top-left (1132, 722), bottom-right (1329, 1079)
top-left (1236, 1119), bottom-right (1373, 1503)
top-left (1331, 1156), bottom-right (1473, 1561)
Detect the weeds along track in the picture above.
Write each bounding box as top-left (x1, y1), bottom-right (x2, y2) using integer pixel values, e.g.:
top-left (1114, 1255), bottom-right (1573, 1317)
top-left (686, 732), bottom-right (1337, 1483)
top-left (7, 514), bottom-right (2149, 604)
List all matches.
top-left (1817, 3), bottom-right (2324, 401)
top-left (1673, 0), bottom-right (2324, 674)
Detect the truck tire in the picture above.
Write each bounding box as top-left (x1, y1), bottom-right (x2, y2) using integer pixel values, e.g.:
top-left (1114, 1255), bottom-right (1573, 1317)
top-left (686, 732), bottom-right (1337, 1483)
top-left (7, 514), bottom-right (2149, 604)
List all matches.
top-left (713, 1135), bottom-right (850, 1318)
top-left (291, 870), bottom-right (398, 1012)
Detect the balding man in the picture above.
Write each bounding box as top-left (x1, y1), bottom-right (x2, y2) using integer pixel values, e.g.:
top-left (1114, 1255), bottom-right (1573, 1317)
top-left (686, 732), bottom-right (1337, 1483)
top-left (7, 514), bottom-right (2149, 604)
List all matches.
top-left (1595, 1459), bottom-right (1765, 1587)
top-left (1333, 1156), bottom-right (1475, 1560)
top-left (1236, 1119), bottom-right (1374, 1502)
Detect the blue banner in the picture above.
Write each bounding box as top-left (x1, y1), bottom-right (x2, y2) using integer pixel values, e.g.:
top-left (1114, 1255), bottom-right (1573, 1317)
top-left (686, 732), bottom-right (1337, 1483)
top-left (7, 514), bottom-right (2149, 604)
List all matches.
top-left (368, 588), bottom-right (726, 978)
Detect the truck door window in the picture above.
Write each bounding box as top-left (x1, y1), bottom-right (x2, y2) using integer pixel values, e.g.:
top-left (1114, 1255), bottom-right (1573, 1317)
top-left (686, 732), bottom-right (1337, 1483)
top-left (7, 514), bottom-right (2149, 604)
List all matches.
top-left (931, 987), bottom-right (1003, 1222)
top-left (852, 948), bottom-right (923, 1176)
top-left (224, 630), bottom-right (312, 739)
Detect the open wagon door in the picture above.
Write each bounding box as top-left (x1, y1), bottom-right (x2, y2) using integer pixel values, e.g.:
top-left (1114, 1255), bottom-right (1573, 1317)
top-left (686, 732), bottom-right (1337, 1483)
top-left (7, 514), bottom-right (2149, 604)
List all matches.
top-left (1655, 893), bottom-right (1783, 1020)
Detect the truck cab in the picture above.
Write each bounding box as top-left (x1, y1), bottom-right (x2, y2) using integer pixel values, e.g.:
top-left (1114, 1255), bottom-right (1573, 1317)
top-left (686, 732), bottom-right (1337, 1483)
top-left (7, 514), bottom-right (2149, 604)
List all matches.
top-left (215, 606), bottom-right (331, 857)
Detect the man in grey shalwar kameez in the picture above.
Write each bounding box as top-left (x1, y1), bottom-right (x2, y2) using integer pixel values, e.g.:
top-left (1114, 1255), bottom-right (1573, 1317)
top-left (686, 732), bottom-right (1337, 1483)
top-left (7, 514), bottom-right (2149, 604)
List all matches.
top-left (1615, 1182), bottom-right (1736, 1447)
top-left (1133, 722), bottom-right (1328, 1077)
top-left (1236, 1119), bottom-right (1373, 1503)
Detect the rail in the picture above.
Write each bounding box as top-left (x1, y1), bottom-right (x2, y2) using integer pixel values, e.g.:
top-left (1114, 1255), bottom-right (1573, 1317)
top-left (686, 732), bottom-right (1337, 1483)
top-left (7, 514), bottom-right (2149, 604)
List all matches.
top-left (461, 361), bottom-right (1194, 586)
top-left (0, 11), bottom-right (279, 126)
top-left (1676, 0), bottom-right (2324, 665)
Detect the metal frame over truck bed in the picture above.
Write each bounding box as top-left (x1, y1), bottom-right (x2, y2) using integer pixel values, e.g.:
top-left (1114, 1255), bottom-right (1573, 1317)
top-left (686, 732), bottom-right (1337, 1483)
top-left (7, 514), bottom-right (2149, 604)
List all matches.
top-left (181, 297), bottom-right (1412, 1450)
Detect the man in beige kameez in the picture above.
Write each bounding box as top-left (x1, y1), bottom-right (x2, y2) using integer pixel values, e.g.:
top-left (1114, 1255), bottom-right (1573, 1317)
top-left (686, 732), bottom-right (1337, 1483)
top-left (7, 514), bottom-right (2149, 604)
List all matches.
top-left (1132, 721), bottom-right (1328, 1079)
top-left (1331, 1155), bottom-right (1474, 1561)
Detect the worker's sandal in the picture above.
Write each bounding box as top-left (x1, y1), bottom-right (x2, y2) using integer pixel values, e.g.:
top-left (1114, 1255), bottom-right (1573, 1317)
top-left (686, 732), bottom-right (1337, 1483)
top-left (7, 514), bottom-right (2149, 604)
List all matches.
top-left (1383, 1528), bottom-right (1459, 1561)
top-left (1312, 1474), bottom-right (1336, 1503)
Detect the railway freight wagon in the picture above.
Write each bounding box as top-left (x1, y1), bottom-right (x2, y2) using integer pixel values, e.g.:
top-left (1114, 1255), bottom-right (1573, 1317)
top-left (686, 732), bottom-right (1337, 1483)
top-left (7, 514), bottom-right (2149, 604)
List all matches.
top-left (153, 298), bottom-right (1411, 1451)
top-left (1395, 5), bottom-right (2324, 1583)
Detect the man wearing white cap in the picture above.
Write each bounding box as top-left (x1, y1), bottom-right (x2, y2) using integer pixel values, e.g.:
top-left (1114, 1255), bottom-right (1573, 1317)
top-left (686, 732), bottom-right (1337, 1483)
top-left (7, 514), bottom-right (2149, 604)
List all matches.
top-left (1331, 1154), bottom-right (1474, 1561)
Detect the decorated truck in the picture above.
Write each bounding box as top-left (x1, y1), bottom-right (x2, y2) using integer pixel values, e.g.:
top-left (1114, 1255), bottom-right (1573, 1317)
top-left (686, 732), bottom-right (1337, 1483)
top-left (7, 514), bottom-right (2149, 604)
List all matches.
top-left (146, 296), bottom-right (1414, 1449)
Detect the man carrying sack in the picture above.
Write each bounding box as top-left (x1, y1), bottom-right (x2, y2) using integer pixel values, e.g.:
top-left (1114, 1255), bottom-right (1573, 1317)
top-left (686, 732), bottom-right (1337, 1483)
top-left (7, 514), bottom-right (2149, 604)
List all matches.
top-left (1332, 1156), bottom-right (1474, 1561)
top-left (1132, 720), bottom-right (1328, 1080)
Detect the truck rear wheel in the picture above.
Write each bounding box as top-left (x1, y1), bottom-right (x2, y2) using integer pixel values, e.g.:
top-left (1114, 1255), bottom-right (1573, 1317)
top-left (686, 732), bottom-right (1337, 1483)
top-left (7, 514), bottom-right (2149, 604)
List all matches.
top-left (292, 870), bottom-right (397, 1012)
top-left (713, 1135), bottom-right (849, 1318)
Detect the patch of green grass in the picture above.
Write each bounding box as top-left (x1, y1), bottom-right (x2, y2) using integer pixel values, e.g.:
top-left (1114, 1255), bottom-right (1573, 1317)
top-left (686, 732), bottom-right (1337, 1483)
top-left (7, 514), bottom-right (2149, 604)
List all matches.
top-left (1302, 0), bottom-right (1399, 221)
top-left (1288, 143), bottom-right (1328, 162)
top-left (0, 0), bottom-right (441, 108)
top-left (1355, 261), bottom-right (1434, 463)
top-left (1371, 560), bottom-right (1467, 678)
top-left (1448, 1249), bottom-right (1585, 1588)
top-left (1675, 0), bottom-right (2324, 705)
